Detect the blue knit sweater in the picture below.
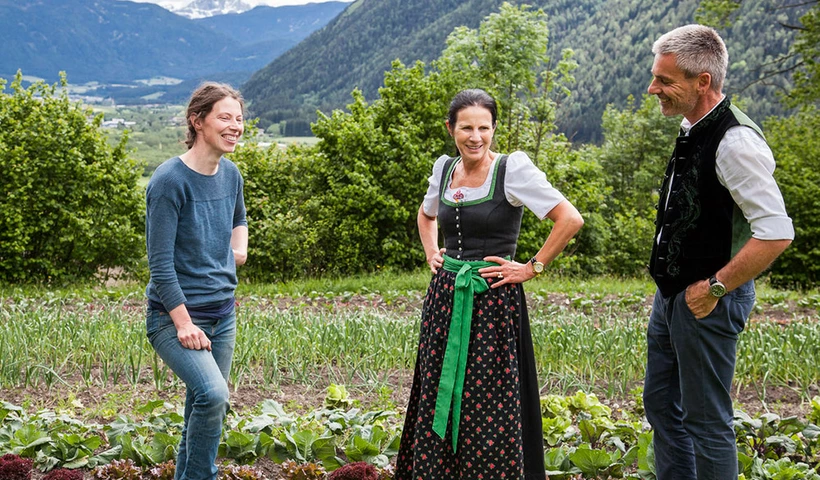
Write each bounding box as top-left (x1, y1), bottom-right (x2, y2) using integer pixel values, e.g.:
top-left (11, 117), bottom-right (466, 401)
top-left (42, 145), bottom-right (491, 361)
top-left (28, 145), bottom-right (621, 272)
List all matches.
top-left (145, 156), bottom-right (247, 311)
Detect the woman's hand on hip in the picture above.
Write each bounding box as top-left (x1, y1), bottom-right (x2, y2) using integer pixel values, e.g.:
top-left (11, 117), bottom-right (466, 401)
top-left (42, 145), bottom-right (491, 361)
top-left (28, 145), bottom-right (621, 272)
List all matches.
top-left (427, 248), bottom-right (446, 274)
top-left (480, 256), bottom-right (535, 287)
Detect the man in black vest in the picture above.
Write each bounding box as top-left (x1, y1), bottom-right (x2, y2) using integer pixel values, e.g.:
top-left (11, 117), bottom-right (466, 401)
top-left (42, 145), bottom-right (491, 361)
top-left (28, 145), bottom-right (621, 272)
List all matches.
top-left (644, 25), bottom-right (794, 480)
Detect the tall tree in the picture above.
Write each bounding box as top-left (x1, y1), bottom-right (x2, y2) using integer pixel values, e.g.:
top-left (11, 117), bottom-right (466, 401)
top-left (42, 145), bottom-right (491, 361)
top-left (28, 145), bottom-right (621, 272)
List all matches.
top-left (434, 2), bottom-right (576, 157)
top-left (237, 3), bottom-right (583, 279)
top-left (697, 0), bottom-right (819, 106)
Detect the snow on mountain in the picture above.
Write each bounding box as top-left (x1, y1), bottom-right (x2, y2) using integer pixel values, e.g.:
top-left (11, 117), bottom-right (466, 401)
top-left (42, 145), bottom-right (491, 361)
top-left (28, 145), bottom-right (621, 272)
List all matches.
top-left (172, 0), bottom-right (254, 18)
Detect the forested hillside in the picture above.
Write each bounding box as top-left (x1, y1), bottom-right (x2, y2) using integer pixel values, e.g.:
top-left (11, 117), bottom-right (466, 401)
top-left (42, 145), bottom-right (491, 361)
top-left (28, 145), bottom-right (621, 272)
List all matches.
top-left (243, 0), bottom-right (501, 130)
top-left (244, 0), bottom-right (807, 142)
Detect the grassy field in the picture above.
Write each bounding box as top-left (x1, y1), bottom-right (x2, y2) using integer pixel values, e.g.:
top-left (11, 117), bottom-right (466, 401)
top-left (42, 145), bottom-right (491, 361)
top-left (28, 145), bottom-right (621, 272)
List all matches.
top-left (2, 271), bottom-right (818, 414)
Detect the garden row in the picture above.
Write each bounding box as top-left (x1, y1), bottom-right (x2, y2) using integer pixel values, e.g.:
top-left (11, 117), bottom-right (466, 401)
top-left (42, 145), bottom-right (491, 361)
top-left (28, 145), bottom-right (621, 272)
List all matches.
top-left (2, 290), bottom-right (819, 400)
top-left (2, 389), bottom-right (820, 479)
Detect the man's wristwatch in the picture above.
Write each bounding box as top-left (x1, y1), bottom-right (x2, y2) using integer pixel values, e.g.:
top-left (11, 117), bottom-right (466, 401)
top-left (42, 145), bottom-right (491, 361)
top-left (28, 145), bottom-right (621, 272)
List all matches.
top-left (708, 275), bottom-right (727, 298)
top-left (529, 257), bottom-right (544, 275)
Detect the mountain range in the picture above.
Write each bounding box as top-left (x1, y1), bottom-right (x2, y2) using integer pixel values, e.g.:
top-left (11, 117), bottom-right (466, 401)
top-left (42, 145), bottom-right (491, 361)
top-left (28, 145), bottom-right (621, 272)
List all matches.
top-left (243, 0), bottom-right (806, 142)
top-left (0, 0), bottom-right (347, 84)
top-left (2, 0), bottom-right (806, 142)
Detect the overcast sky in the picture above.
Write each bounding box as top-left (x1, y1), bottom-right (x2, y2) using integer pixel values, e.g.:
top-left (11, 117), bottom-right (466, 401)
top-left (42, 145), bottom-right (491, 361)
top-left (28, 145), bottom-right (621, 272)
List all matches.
top-left (127, 0), bottom-right (354, 8)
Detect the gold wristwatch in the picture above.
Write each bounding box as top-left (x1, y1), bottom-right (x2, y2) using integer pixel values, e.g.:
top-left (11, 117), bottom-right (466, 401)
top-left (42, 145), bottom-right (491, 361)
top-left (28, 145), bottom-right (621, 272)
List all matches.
top-left (529, 257), bottom-right (544, 275)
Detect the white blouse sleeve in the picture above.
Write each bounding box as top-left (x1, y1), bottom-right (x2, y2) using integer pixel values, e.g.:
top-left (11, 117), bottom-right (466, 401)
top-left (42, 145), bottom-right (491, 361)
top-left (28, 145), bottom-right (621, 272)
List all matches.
top-left (715, 126), bottom-right (794, 240)
top-left (504, 151), bottom-right (565, 220)
top-left (422, 155), bottom-right (451, 217)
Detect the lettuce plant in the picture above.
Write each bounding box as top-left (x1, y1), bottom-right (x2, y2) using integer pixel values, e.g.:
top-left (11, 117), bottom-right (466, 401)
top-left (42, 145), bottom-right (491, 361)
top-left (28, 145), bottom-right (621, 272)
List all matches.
top-left (280, 460), bottom-right (326, 480)
top-left (146, 460), bottom-right (175, 480)
top-left (327, 461), bottom-right (380, 480)
top-left (42, 468), bottom-right (84, 480)
top-left (219, 464), bottom-right (266, 480)
top-left (92, 458), bottom-right (142, 479)
top-left (0, 453), bottom-right (33, 480)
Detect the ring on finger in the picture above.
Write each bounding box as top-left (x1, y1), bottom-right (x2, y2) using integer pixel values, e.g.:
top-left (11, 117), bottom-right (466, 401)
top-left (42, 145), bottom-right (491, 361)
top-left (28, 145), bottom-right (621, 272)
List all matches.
top-left (497, 272), bottom-right (503, 278)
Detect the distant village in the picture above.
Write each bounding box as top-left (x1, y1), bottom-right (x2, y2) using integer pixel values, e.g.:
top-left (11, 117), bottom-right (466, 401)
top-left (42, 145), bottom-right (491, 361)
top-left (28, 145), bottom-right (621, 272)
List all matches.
top-left (99, 116), bottom-right (186, 129)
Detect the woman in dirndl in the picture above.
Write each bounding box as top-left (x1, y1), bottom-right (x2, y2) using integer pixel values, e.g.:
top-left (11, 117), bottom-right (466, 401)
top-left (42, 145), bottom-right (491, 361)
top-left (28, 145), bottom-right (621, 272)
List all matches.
top-left (395, 88), bottom-right (584, 480)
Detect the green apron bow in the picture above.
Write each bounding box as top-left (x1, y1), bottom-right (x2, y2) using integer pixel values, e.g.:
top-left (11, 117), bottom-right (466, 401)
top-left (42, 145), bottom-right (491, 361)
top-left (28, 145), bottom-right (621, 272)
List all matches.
top-left (432, 255), bottom-right (499, 452)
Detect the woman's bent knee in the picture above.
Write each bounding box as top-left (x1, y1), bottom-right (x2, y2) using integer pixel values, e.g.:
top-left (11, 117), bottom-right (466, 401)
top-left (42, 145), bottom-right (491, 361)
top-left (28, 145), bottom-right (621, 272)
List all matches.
top-left (194, 381), bottom-right (230, 412)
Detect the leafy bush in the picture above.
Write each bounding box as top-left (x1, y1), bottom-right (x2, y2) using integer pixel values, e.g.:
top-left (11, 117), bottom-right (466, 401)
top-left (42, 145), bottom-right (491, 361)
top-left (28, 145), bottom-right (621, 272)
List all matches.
top-left (766, 107), bottom-right (820, 288)
top-left (306, 65), bottom-right (454, 275)
top-left (521, 144), bottom-right (609, 276)
top-left (42, 468), bottom-right (84, 480)
top-left (0, 453), bottom-right (33, 480)
top-left (230, 139), bottom-right (324, 281)
top-left (234, 63), bottom-right (454, 280)
top-left (576, 94), bottom-right (680, 277)
top-left (0, 72), bottom-right (144, 284)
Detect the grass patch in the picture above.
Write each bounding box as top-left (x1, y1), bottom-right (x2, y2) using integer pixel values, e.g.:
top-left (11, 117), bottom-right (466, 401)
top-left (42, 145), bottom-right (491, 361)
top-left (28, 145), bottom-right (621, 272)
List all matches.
top-left (1, 273), bottom-right (818, 402)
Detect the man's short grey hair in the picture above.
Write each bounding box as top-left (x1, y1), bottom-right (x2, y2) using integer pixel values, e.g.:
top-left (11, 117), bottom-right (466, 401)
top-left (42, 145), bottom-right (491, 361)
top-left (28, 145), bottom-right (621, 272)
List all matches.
top-left (652, 24), bottom-right (728, 92)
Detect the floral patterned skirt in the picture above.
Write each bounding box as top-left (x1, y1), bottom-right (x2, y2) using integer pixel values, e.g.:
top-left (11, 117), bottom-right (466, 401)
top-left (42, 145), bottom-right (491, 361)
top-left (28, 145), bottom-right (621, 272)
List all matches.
top-left (395, 269), bottom-right (545, 480)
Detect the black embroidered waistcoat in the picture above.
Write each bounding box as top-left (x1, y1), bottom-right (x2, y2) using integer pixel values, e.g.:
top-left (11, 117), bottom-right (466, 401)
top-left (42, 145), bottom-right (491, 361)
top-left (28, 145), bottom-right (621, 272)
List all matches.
top-left (649, 98), bottom-right (763, 297)
top-left (438, 155), bottom-right (524, 261)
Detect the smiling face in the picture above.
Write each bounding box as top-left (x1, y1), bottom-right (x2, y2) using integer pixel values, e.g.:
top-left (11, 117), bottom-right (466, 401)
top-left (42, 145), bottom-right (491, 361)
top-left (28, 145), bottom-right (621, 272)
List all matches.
top-left (447, 105), bottom-right (496, 164)
top-left (648, 53), bottom-right (704, 121)
top-left (192, 97), bottom-right (244, 155)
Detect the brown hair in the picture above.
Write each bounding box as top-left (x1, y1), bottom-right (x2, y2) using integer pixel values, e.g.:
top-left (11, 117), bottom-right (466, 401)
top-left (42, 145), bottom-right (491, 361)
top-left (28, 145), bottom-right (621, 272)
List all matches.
top-left (184, 82), bottom-right (245, 149)
top-left (447, 89), bottom-right (498, 129)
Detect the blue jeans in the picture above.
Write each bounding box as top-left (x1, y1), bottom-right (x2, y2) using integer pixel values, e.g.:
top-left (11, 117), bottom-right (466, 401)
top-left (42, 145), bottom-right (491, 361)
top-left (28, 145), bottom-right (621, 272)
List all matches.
top-left (147, 307), bottom-right (236, 480)
top-left (644, 280), bottom-right (755, 480)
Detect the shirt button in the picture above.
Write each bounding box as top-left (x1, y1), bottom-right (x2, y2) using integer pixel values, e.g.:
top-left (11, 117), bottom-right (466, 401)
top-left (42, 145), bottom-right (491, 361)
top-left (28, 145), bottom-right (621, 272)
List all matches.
top-left (458, 240), bottom-right (462, 244)
top-left (456, 224), bottom-right (459, 228)
top-left (455, 216), bottom-right (459, 220)
top-left (459, 247), bottom-right (463, 251)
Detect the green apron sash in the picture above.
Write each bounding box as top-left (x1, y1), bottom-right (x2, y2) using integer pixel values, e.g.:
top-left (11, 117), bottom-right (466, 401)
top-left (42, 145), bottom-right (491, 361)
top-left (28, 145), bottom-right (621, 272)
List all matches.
top-left (432, 254), bottom-right (500, 452)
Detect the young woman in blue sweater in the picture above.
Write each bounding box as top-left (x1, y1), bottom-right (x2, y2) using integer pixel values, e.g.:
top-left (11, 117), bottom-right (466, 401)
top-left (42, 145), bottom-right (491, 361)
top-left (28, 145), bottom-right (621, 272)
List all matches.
top-left (145, 83), bottom-right (248, 480)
